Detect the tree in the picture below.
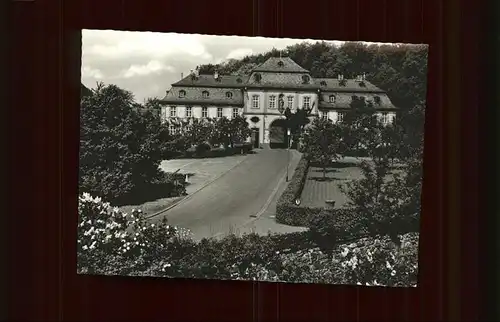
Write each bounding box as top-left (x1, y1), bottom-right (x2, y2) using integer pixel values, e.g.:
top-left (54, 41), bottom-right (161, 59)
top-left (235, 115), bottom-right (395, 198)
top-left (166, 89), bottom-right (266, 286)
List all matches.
top-left (79, 82), bottom-right (183, 206)
top-left (211, 117), bottom-right (232, 148)
top-left (301, 118), bottom-right (342, 179)
top-left (227, 115), bottom-right (252, 147)
top-left (183, 117), bottom-right (216, 147)
top-left (340, 103), bottom-right (425, 244)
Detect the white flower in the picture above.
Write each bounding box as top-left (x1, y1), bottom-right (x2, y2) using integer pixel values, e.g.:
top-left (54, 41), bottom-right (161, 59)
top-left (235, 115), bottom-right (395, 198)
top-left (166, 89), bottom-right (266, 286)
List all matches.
top-left (113, 207), bottom-right (120, 213)
top-left (341, 247), bottom-right (349, 257)
top-left (386, 261), bottom-right (393, 270)
top-left (82, 245), bottom-right (88, 250)
top-left (391, 269), bottom-right (396, 276)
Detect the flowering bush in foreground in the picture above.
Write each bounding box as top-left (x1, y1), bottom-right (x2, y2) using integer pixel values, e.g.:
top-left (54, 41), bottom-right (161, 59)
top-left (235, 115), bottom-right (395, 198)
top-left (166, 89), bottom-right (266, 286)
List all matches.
top-left (78, 193), bottom-right (418, 287)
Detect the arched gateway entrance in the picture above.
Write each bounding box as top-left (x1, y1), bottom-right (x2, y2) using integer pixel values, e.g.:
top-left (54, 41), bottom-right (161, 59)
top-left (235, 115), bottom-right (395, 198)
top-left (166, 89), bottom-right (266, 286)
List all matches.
top-left (269, 118), bottom-right (288, 149)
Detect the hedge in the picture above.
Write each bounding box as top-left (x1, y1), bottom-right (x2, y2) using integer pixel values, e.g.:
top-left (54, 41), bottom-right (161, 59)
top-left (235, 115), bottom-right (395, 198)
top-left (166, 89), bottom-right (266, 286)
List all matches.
top-left (275, 155), bottom-right (321, 226)
top-left (78, 193), bottom-right (419, 286)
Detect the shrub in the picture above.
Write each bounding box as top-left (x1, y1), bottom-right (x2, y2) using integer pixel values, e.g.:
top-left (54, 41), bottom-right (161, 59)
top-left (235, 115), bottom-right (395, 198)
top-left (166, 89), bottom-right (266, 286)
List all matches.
top-left (275, 155), bottom-right (321, 226)
top-left (79, 83), bottom-right (183, 206)
top-left (278, 233), bottom-right (419, 286)
top-left (307, 208), bottom-right (369, 247)
top-left (77, 192), bottom-right (192, 275)
top-left (195, 143), bottom-right (211, 156)
top-left (78, 193), bottom-right (418, 287)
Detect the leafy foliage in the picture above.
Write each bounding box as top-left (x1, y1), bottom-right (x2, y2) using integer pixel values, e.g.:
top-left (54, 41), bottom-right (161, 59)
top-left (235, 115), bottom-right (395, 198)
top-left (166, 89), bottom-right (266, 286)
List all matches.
top-left (78, 193), bottom-right (418, 287)
top-left (301, 118), bottom-right (342, 179)
top-left (79, 83), bottom-right (185, 206)
top-left (198, 42), bottom-right (428, 111)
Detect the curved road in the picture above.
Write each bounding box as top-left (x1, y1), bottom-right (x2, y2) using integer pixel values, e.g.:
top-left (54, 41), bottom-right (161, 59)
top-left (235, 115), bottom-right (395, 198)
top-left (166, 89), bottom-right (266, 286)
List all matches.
top-left (150, 149), bottom-right (295, 240)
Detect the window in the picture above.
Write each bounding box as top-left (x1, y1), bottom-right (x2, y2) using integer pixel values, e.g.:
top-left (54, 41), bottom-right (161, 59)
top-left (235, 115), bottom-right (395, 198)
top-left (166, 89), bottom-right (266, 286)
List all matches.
top-left (217, 107), bottom-right (223, 118)
top-left (287, 96), bottom-right (294, 109)
top-left (169, 106), bottom-right (177, 117)
top-left (303, 96), bottom-right (311, 109)
top-left (202, 107), bottom-right (208, 118)
top-left (337, 112), bottom-right (344, 123)
top-left (329, 95), bottom-right (336, 103)
top-left (169, 124), bottom-right (176, 135)
top-left (277, 60), bottom-right (284, 67)
top-left (252, 95), bottom-right (260, 109)
top-left (321, 111), bottom-right (328, 120)
top-left (302, 75), bottom-right (310, 84)
top-left (186, 106), bottom-right (192, 118)
top-left (202, 91), bottom-right (209, 98)
top-left (226, 92), bottom-right (233, 98)
top-left (380, 112), bottom-right (388, 125)
top-left (232, 108), bottom-right (239, 118)
top-left (254, 73), bottom-right (262, 83)
top-left (269, 95), bottom-right (276, 109)
top-left (179, 90), bottom-right (186, 98)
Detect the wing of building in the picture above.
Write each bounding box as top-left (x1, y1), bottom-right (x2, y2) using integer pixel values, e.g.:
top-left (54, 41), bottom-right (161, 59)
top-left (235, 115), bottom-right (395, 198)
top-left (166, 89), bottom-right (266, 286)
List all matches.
top-left (160, 56), bottom-right (397, 148)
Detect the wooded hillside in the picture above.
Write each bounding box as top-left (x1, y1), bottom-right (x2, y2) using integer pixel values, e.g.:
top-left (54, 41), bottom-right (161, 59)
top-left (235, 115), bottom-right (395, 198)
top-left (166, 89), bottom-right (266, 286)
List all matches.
top-left (198, 41), bottom-right (428, 110)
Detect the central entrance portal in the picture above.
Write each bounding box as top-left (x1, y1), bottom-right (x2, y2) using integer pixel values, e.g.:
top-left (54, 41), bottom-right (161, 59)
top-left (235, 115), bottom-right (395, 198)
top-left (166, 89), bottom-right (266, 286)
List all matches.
top-left (269, 118), bottom-right (288, 149)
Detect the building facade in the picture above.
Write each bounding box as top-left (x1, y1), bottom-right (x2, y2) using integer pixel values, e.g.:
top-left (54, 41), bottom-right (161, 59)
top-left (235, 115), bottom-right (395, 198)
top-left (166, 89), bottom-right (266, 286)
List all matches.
top-left (160, 56), bottom-right (397, 148)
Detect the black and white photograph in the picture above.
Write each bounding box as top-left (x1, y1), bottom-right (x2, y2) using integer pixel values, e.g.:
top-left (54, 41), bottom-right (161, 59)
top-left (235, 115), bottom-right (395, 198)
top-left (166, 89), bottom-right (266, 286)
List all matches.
top-left (78, 30), bottom-right (428, 287)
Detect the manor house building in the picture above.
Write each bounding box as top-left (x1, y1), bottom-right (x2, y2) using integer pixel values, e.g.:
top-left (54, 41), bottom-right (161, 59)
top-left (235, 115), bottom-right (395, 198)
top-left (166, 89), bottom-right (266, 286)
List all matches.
top-left (160, 56), bottom-right (397, 148)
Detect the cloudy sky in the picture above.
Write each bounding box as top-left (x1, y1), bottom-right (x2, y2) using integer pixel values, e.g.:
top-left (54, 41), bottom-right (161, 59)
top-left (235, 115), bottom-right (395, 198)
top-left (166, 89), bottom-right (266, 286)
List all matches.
top-left (81, 30), bottom-right (385, 103)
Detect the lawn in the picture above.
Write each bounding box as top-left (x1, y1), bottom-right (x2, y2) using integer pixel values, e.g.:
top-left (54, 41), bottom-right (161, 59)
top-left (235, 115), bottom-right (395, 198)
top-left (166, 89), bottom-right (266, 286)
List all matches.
top-left (299, 157), bottom-right (403, 208)
top-left (299, 159), bottom-right (362, 208)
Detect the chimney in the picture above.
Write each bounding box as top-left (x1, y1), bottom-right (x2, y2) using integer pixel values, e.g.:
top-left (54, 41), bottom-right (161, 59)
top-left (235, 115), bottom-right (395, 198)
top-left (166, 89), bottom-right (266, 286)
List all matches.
top-left (190, 69), bottom-right (194, 75)
top-left (214, 70), bottom-right (219, 80)
top-left (337, 74), bottom-right (344, 81)
top-left (195, 66), bottom-right (200, 77)
top-left (181, 72), bottom-right (184, 79)
top-left (362, 73), bottom-right (366, 81)
top-left (166, 90), bottom-right (169, 96)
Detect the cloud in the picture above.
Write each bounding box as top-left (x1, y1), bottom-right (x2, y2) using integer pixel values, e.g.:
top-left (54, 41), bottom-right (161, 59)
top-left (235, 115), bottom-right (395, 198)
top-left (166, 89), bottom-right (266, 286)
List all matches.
top-left (83, 30), bottom-right (212, 61)
top-left (81, 65), bottom-right (104, 79)
top-left (226, 48), bottom-right (254, 60)
top-left (81, 30), bottom-right (404, 103)
top-left (121, 60), bottom-right (175, 78)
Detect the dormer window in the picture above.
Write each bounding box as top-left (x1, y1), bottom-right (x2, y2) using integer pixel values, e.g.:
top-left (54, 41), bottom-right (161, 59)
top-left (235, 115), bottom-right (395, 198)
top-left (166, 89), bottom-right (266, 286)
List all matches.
top-left (359, 81), bottom-right (366, 87)
top-left (202, 91), bottom-right (210, 98)
top-left (320, 81), bottom-right (327, 87)
top-left (226, 92), bottom-right (233, 98)
top-left (277, 60), bottom-right (284, 67)
top-left (253, 73), bottom-right (262, 83)
top-left (179, 90), bottom-right (186, 98)
top-left (236, 78), bottom-right (243, 83)
top-left (374, 96), bottom-right (381, 105)
top-left (302, 75), bottom-right (310, 84)
top-left (329, 95), bottom-right (336, 103)
top-left (339, 79), bottom-right (347, 87)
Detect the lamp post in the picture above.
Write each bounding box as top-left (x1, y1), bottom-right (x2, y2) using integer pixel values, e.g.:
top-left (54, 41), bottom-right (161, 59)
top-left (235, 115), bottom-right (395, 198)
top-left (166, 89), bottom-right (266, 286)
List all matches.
top-left (277, 95), bottom-right (291, 182)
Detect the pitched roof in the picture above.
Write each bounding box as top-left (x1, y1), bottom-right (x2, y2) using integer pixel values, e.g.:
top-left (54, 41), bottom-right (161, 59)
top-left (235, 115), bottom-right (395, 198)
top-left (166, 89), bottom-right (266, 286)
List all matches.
top-left (161, 86), bottom-right (244, 106)
top-left (315, 78), bottom-right (385, 93)
top-left (172, 74), bottom-right (248, 88)
top-left (252, 57), bottom-right (310, 73)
